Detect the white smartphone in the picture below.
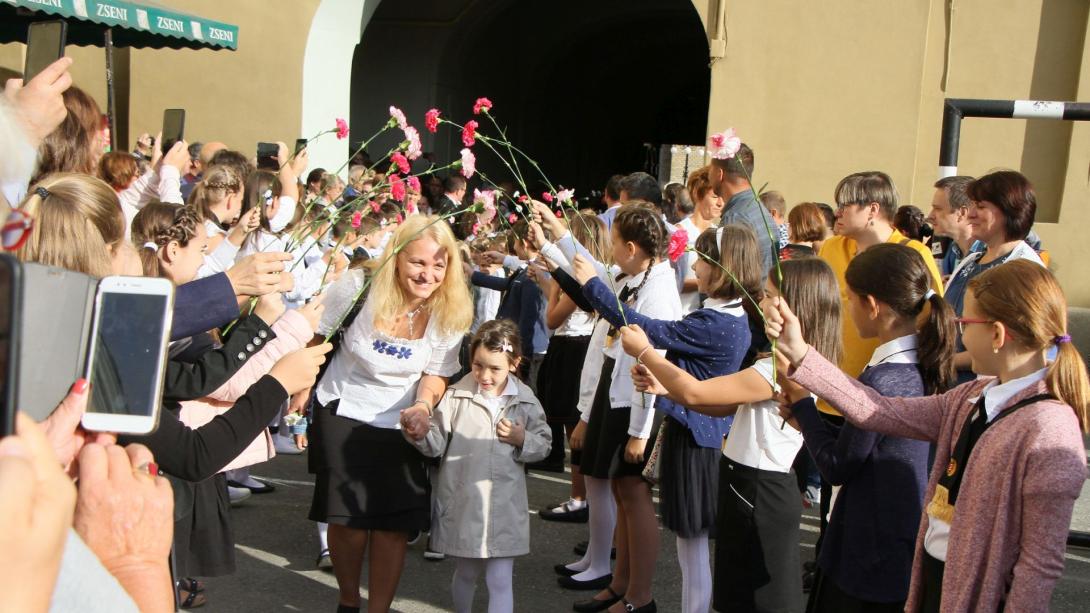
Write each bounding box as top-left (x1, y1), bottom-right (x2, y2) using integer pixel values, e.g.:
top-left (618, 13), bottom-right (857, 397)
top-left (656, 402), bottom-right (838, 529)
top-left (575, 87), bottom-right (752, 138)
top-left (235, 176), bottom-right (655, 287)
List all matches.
top-left (82, 276), bottom-right (175, 434)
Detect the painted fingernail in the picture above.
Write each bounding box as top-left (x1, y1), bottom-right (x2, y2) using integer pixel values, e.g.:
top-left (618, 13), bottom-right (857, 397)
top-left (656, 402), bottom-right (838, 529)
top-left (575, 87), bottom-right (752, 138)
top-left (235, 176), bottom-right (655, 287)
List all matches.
top-left (72, 378), bottom-right (89, 394)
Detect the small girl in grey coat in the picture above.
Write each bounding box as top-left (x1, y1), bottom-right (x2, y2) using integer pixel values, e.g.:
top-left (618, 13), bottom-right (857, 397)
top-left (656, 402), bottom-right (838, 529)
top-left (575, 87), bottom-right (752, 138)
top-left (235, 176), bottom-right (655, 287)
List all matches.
top-left (403, 319), bottom-right (551, 613)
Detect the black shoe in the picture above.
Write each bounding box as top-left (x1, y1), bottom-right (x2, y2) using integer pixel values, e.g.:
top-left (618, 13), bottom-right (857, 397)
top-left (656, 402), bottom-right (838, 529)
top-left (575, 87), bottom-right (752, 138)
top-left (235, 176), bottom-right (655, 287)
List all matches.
top-left (227, 479), bottom-right (275, 494)
top-left (802, 568), bottom-right (815, 593)
top-left (541, 500), bottom-right (589, 523)
top-left (335, 606), bottom-right (360, 613)
top-left (555, 563), bottom-right (581, 577)
top-left (572, 540), bottom-right (616, 559)
top-left (558, 573), bottom-right (613, 591)
top-left (528, 460), bottom-right (566, 473)
top-left (621, 599), bottom-right (656, 613)
top-left (573, 587), bottom-right (623, 612)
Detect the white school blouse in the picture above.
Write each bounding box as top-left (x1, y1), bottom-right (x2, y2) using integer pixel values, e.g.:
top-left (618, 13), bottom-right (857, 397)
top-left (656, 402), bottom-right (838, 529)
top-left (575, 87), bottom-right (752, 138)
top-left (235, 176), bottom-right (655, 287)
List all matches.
top-left (722, 358), bottom-right (804, 473)
top-left (315, 296), bottom-right (463, 428)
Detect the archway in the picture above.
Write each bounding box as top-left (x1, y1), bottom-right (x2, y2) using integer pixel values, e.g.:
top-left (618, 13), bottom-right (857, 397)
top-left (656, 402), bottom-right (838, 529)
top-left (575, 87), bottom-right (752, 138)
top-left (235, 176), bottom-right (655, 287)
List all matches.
top-left (349, 0), bottom-right (710, 198)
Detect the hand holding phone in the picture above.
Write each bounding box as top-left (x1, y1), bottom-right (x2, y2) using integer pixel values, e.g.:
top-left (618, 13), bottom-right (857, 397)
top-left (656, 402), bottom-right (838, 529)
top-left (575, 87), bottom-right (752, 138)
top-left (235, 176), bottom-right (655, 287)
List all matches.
top-left (256, 142), bottom-right (279, 171)
top-left (5, 56), bottom-right (72, 146)
top-left (82, 277), bottom-right (174, 434)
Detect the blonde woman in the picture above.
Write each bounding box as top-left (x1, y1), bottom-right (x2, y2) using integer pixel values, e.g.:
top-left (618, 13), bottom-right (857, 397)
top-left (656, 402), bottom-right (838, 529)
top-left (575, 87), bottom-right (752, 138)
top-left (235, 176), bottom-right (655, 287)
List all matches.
top-left (301, 214), bottom-right (474, 613)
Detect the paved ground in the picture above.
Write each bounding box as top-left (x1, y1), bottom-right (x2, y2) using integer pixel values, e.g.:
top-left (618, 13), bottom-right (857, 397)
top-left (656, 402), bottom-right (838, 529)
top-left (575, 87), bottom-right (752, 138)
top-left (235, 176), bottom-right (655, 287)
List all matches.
top-left (201, 449), bottom-right (1090, 612)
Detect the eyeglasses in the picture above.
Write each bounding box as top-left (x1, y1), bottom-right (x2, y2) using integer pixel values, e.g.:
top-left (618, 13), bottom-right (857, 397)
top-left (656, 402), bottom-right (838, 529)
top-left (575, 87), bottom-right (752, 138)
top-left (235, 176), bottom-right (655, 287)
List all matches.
top-left (955, 317), bottom-right (995, 336)
top-left (1, 208), bottom-right (34, 251)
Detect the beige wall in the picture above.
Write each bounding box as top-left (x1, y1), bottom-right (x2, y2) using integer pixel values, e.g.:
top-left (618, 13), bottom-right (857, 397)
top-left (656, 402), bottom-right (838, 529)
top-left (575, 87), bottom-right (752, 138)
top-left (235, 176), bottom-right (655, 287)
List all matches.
top-left (0, 0), bottom-right (320, 151)
top-left (704, 0), bottom-right (1090, 306)
top-left (3, 0), bottom-right (1088, 305)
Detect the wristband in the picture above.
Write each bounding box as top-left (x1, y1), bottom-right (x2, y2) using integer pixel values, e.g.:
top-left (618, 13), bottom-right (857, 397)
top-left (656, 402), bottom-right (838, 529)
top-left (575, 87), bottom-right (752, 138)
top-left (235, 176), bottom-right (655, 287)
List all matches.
top-left (412, 399), bottom-right (433, 414)
top-left (636, 345), bottom-right (652, 363)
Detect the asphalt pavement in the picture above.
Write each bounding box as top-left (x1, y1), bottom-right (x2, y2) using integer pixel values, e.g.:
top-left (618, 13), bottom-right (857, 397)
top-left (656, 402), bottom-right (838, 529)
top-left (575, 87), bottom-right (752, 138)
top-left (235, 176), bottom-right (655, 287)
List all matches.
top-left (201, 450), bottom-right (1090, 612)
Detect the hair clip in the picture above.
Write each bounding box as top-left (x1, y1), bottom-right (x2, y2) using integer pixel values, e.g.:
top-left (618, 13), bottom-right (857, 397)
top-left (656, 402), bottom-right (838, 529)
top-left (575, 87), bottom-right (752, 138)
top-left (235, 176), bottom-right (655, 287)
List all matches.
top-left (35, 186), bottom-right (50, 199)
top-left (1054, 334), bottom-right (1072, 345)
top-left (923, 289), bottom-right (936, 300)
top-left (143, 241), bottom-right (158, 251)
top-left (501, 341), bottom-right (514, 353)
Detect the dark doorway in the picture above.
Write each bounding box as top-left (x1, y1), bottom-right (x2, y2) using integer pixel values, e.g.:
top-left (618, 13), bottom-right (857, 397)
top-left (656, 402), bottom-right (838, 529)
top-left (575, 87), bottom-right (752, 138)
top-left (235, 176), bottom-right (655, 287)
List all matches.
top-left (351, 0), bottom-right (709, 200)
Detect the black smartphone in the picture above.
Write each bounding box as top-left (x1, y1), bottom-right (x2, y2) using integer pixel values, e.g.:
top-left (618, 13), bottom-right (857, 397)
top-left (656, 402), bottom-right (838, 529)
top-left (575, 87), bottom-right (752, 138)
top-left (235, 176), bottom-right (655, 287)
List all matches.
top-left (257, 142), bottom-right (279, 170)
top-left (24, 20), bottom-right (67, 83)
top-left (0, 256), bottom-right (20, 436)
top-left (161, 109), bottom-right (186, 155)
top-left (294, 138), bottom-right (308, 156)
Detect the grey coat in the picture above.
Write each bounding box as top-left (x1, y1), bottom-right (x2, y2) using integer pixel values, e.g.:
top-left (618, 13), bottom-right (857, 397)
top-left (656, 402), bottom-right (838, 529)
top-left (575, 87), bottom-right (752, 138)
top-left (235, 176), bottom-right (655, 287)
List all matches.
top-left (408, 373), bottom-right (551, 558)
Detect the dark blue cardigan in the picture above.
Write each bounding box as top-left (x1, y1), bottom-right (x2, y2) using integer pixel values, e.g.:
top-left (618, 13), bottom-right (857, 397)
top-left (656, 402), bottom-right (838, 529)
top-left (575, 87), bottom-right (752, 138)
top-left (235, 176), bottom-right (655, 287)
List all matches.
top-left (791, 362), bottom-right (929, 603)
top-left (581, 277), bottom-right (748, 448)
top-left (471, 268), bottom-right (548, 356)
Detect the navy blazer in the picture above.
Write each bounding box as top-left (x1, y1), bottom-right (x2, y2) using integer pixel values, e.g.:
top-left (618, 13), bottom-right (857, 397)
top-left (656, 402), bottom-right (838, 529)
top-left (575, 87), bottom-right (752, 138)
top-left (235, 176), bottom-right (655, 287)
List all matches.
top-left (172, 273), bottom-right (240, 340)
top-left (472, 267), bottom-right (548, 356)
top-left (791, 362), bottom-right (929, 603)
top-left (582, 277), bottom-right (748, 449)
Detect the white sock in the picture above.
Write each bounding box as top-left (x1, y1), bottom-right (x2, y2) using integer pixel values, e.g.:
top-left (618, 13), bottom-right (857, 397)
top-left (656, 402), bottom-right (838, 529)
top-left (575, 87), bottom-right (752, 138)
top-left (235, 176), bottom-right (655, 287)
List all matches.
top-left (571, 476), bottom-right (615, 580)
top-left (317, 522), bottom-right (329, 552)
top-left (452, 557), bottom-right (484, 613)
top-left (677, 533), bottom-right (712, 613)
top-left (484, 558), bottom-right (514, 613)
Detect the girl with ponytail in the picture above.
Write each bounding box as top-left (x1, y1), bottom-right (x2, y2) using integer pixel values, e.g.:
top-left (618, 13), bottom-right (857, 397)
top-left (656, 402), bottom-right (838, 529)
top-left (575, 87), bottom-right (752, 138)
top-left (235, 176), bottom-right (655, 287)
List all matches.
top-left (766, 258), bottom-right (1088, 612)
top-left (777, 243), bottom-right (955, 611)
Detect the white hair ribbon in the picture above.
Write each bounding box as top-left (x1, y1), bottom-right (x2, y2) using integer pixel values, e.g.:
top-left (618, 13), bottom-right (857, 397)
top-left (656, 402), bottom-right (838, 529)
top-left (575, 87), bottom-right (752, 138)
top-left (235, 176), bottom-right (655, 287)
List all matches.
top-left (923, 289), bottom-right (936, 300)
top-left (143, 242), bottom-right (158, 251)
top-left (501, 341), bottom-right (514, 353)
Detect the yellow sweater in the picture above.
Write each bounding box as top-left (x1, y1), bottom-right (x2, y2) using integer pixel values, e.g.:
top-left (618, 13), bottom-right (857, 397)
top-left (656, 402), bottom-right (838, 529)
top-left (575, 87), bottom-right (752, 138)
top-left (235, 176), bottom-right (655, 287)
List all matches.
top-left (816, 229), bottom-right (943, 415)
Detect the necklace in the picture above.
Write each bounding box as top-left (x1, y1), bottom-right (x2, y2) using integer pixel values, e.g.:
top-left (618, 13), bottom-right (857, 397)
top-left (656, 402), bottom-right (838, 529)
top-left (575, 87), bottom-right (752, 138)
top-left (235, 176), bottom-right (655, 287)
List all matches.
top-left (405, 303), bottom-right (427, 337)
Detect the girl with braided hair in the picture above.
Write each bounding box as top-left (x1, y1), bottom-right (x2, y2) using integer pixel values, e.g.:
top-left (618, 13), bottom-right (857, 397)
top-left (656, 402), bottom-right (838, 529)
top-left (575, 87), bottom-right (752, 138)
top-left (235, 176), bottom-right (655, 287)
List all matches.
top-left (546, 201), bottom-right (681, 613)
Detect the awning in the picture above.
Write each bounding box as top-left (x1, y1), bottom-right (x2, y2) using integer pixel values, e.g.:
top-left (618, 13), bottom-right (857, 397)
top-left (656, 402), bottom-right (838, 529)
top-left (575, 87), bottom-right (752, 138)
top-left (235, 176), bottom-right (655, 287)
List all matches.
top-left (0, 0), bottom-right (239, 50)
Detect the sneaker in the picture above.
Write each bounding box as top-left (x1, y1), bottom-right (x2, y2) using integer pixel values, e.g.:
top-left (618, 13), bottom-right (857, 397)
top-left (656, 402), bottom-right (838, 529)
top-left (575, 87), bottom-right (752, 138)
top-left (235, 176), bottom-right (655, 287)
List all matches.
top-left (274, 434), bottom-right (304, 455)
top-left (540, 498), bottom-right (589, 523)
top-left (228, 485), bottom-right (251, 506)
top-left (423, 548), bottom-right (446, 561)
top-left (803, 485), bottom-right (821, 509)
top-left (316, 548), bottom-right (333, 570)
top-left (227, 476), bottom-right (275, 494)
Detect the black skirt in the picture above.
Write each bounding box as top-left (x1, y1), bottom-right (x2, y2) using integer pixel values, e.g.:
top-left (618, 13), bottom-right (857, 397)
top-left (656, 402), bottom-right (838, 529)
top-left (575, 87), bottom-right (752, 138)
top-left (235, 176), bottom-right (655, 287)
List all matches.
top-left (806, 567), bottom-right (905, 613)
top-left (537, 334), bottom-right (591, 426)
top-left (172, 474), bottom-right (234, 578)
top-left (659, 416), bottom-right (721, 538)
top-left (308, 399), bottom-right (430, 532)
top-left (579, 358), bottom-right (657, 479)
top-left (713, 458), bottom-right (803, 613)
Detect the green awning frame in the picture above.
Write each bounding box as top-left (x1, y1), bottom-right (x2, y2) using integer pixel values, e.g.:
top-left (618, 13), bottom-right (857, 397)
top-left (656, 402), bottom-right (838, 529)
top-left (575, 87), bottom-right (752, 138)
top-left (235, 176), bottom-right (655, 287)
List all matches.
top-left (0, 0), bottom-right (238, 50)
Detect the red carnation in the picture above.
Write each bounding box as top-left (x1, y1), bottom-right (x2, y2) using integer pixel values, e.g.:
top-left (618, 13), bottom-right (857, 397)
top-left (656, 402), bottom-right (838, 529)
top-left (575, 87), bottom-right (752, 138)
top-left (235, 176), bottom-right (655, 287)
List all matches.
top-left (473, 97), bottom-right (493, 115)
top-left (390, 174), bottom-right (406, 202)
top-left (335, 118), bottom-right (349, 140)
top-left (462, 120), bottom-right (478, 147)
top-left (391, 152), bottom-right (410, 175)
top-left (542, 192), bottom-right (554, 203)
top-left (667, 228), bottom-right (689, 263)
top-left (425, 108), bottom-right (441, 133)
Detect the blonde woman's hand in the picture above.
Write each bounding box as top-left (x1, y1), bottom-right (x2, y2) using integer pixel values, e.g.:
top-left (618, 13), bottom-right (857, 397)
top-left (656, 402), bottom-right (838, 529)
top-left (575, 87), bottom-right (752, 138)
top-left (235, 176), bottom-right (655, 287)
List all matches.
top-left (571, 254), bottom-right (596, 285)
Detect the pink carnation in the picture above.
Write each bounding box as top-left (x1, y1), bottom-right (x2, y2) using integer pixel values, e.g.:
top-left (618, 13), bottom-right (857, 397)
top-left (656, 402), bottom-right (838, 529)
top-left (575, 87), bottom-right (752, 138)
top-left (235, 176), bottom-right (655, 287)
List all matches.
top-left (667, 228), bottom-right (689, 263)
top-left (351, 210), bottom-right (363, 229)
top-left (390, 174), bottom-right (406, 201)
top-left (407, 176), bottom-right (421, 192)
top-left (335, 118), bottom-right (349, 140)
top-left (707, 128), bottom-right (742, 160)
top-left (406, 200), bottom-right (416, 214)
top-left (403, 126), bottom-right (422, 160)
top-left (459, 148), bottom-right (476, 179)
top-left (369, 200), bottom-right (381, 213)
top-left (555, 209), bottom-right (563, 218)
top-left (542, 191), bottom-right (554, 203)
top-left (425, 108), bottom-right (441, 133)
top-left (391, 152), bottom-right (410, 175)
top-left (474, 189), bottom-right (497, 224)
top-left (518, 195), bottom-right (529, 204)
top-left (462, 120), bottom-right (478, 147)
top-left (508, 213), bottom-right (518, 224)
top-left (473, 97), bottom-right (493, 115)
top-left (556, 188), bottom-right (575, 204)
top-left (389, 106), bottom-right (407, 129)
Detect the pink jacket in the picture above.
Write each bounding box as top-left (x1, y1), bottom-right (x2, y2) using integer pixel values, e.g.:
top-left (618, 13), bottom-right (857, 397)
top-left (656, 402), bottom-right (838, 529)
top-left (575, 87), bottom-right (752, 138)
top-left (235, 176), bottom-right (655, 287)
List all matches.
top-left (179, 310), bottom-right (314, 472)
top-left (790, 348), bottom-right (1086, 612)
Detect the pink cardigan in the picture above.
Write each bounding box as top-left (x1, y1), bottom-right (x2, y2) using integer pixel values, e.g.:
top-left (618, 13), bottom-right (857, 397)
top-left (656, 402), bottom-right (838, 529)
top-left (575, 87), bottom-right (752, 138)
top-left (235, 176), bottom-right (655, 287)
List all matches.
top-left (179, 310), bottom-right (314, 472)
top-left (790, 348), bottom-right (1086, 612)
